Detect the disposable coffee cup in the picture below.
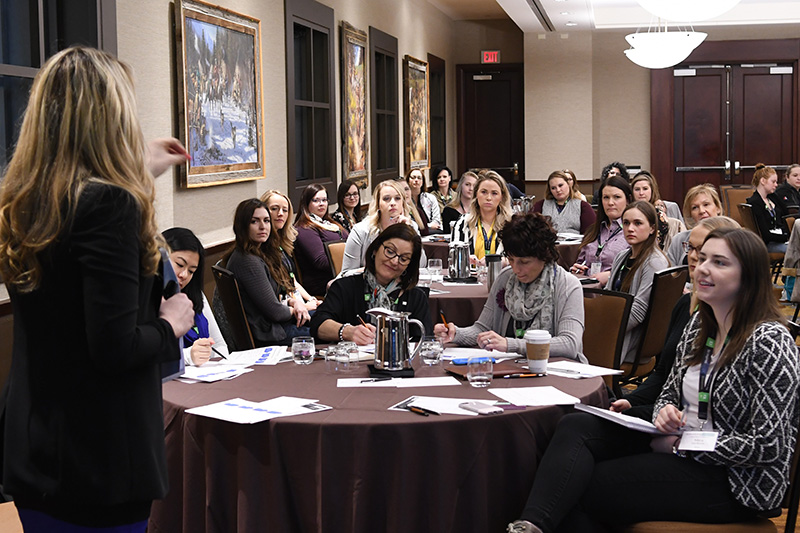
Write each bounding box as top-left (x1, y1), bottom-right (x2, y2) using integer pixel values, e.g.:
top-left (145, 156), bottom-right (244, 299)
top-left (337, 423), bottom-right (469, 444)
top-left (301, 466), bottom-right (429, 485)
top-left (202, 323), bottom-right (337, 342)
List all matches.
top-left (524, 329), bottom-right (550, 374)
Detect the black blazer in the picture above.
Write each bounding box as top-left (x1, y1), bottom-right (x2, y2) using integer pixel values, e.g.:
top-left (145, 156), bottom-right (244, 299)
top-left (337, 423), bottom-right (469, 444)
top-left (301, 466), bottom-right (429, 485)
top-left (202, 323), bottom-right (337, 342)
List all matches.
top-left (773, 182), bottom-right (800, 214)
top-left (310, 274), bottom-right (433, 339)
top-left (747, 192), bottom-right (789, 244)
top-left (1, 183), bottom-right (179, 526)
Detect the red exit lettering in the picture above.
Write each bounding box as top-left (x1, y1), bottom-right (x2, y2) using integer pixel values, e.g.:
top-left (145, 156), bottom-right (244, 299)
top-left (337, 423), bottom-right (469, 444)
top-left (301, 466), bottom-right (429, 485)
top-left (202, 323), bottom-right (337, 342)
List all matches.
top-left (481, 50), bottom-right (500, 64)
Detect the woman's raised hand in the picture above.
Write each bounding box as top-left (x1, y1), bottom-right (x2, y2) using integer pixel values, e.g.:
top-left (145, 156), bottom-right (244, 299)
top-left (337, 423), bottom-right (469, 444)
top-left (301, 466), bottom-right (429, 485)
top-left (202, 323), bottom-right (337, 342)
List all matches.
top-left (655, 404), bottom-right (685, 434)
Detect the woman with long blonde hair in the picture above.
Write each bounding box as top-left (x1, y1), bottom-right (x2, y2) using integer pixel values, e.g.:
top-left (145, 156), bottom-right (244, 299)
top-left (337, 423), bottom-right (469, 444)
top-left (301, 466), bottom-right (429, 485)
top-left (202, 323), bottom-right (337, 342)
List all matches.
top-left (340, 180), bottom-right (426, 274)
top-left (450, 170), bottom-right (513, 265)
top-left (0, 46), bottom-right (193, 531)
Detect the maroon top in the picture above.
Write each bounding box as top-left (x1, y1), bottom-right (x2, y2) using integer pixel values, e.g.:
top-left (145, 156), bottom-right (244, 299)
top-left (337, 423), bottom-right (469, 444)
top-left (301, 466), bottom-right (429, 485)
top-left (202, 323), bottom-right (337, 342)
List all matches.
top-left (294, 224), bottom-right (348, 296)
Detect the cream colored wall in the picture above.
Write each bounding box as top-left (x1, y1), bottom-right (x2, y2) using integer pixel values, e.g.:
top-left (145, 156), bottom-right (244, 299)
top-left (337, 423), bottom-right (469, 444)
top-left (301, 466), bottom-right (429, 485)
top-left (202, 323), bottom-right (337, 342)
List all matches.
top-left (451, 19), bottom-right (523, 65)
top-left (117, 0), bottom-right (459, 248)
top-left (523, 30), bottom-right (650, 193)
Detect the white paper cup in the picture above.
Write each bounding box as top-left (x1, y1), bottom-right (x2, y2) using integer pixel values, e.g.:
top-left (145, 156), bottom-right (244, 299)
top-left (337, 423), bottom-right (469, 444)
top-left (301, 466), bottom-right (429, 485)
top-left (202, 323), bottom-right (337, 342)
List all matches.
top-left (524, 329), bottom-right (550, 374)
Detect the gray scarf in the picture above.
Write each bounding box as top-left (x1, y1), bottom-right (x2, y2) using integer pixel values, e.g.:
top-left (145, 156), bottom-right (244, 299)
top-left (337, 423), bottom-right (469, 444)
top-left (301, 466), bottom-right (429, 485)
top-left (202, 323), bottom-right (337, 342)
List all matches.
top-left (504, 263), bottom-right (555, 334)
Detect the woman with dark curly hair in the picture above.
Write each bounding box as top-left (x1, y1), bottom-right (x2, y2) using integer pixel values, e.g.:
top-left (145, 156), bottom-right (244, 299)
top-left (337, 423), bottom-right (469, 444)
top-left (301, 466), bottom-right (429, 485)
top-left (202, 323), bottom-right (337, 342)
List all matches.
top-left (600, 161), bottom-right (629, 183)
top-left (435, 213), bottom-right (585, 360)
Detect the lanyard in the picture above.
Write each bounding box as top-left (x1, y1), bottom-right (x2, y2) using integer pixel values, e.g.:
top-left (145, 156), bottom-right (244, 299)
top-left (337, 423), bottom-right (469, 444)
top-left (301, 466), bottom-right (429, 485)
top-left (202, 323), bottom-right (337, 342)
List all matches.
top-left (514, 318), bottom-right (533, 339)
top-left (479, 220), bottom-right (495, 253)
top-left (698, 335), bottom-right (727, 421)
top-left (612, 250), bottom-right (633, 291)
top-left (595, 223), bottom-right (622, 258)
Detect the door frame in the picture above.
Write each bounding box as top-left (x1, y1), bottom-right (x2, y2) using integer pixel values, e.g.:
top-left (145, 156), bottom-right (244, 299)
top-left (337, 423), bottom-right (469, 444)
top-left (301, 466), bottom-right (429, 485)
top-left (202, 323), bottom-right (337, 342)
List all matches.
top-left (651, 38), bottom-right (800, 203)
top-left (456, 63), bottom-right (524, 183)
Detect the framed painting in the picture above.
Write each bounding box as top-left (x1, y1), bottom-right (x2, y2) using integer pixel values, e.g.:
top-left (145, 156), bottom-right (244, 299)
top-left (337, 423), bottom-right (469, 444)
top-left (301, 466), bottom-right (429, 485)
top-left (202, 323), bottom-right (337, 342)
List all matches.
top-left (174, 0), bottom-right (264, 187)
top-left (341, 22), bottom-right (368, 188)
top-left (403, 55), bottom-right (429, 171)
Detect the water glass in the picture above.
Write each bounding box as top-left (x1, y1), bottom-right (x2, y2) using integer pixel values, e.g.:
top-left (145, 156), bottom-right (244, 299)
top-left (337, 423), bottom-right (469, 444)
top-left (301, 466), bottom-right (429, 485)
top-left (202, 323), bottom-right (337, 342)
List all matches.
top-left (292, 336), bottom-right (315, 365)
top-left (428, 259), bottom-right (444, 283)
top-left (339, 341), bottom-right (359, 369)
top-left (418, 268), bottom-right (432, 288)
top-left (467, 357), bottom-right (493, 387)
top-left (419, 335), bottom-right (443, 366)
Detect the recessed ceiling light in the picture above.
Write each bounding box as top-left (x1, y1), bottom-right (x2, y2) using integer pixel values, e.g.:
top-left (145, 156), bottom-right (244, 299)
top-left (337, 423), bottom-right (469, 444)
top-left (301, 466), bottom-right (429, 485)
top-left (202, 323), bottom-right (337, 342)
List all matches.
top-left (565, 21), bottom-right (577, 26)
top-left (554, 0), bottom-right (567, 3)
top-left (560, 11), bottom-right (570, 15)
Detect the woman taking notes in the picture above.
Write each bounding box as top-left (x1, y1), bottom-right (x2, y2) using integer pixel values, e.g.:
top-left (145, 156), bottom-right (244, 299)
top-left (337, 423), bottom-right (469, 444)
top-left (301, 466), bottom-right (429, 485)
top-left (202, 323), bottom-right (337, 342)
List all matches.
top-left (435, 213), bottom-right (585, 361)
top-left (508, 228), bottom-right (799, 532)
top-left (311, 223), bottom-right (432, 344)
top-left (450, 170), bottom-right (513, 265)
top-left (606, 201), bottom-right (669, 364)
top-left (163, 227), bottom-right (229, 366)
top-left (0, 47), bottom-right (194, 531)
top-left (221, 198), bottom-right (310, 346)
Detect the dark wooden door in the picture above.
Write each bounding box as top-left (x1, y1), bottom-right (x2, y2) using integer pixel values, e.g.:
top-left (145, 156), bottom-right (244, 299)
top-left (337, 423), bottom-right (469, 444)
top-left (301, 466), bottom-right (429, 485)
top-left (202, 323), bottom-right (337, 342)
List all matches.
top-left (457, 64), bottom-right (524, 187)
top-left (673, 64), bottom-right (795, 199)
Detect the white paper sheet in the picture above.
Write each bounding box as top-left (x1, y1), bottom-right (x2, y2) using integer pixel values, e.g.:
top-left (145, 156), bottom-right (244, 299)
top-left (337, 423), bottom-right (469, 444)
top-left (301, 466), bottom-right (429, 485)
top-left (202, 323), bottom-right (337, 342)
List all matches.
top-left (337, 376), bottom-right (461, 388)
top-left (442, 347), bottom-right (519, 361)
top-left (547, 360), bottom-right (624, 379)
top-left (180, 365), bottom-right (253, 383)
top-left (574, 403), bottom-right (674, 435)
top-left (388, 395), bottom-right (498, 416)
top-left (186, 396), bottom-right (329, 424)
top-left (488, 386), bottom-right (580, 406)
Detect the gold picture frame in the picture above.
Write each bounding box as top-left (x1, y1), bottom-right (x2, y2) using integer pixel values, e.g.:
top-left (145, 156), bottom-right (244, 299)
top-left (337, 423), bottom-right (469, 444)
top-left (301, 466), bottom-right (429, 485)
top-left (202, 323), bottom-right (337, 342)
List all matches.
top-left (174, 0), bottom-right (264, 187)
top-left (341, 22), bottom-right (369, 189)
top-left (403, 55), bottom-right (429, 171)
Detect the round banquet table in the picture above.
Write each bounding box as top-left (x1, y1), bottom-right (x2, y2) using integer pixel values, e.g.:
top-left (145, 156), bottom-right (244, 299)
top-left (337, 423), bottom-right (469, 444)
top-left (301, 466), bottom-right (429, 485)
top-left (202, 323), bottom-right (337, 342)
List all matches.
top-left (422, 241), bottom-right (582, 273)
top-left (427, 280), bottom-right (489, 325)
top-left (150, 360), bottom-right (608, 533)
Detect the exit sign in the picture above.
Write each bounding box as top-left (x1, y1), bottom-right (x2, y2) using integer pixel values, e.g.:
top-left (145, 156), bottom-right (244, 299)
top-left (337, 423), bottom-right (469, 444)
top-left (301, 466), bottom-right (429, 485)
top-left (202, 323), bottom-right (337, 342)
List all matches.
top-left (481, 50), bottom-right (501, 64)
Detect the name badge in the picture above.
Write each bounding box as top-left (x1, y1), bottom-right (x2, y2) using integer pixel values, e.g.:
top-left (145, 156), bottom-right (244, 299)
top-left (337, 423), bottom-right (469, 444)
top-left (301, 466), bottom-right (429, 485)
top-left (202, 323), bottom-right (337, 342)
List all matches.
top-left (678, 430), bottom-right (719, 452)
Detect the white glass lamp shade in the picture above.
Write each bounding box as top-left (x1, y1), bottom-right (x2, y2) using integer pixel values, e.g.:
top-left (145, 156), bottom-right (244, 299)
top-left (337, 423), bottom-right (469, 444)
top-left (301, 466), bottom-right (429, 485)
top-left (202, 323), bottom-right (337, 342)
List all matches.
top-left (624, 30), bottom-right (707, 69)
top-left (636, 0), bottom-right (742, 22)
top-left (624, 47), bottom-right (694, 69)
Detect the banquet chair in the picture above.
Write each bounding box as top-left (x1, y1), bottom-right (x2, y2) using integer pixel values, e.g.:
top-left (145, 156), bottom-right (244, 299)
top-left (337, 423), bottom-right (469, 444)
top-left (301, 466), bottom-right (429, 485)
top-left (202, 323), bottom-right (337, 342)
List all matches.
top-left (720, 184), bottom-right (754, 225)
top-left (324, 240), bottom-right (347, 277)
top-left (211, 263), bottom-right (255, 351)
top-left (582, 288), bottom-right (633, 388)
top-left (739, 203), bottom-right (785, 283)
top-left (615, 266), bottom-right (688, 396)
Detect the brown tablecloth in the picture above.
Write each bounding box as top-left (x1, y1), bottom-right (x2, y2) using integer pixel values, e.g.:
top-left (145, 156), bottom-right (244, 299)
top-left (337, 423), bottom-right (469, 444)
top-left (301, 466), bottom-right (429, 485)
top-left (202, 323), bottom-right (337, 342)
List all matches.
top-left (423, 241), bottom-right (582, 272)
top-left (150, 361), bottom-right (608, 533)
top-left (428, 280), bottom-right (488, 325)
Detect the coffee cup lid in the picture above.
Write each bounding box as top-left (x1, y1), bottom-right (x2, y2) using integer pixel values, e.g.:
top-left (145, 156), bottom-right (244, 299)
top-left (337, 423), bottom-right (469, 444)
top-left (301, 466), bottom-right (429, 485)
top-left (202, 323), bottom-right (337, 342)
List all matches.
top-left (523, 329), bottom-right (551, 342)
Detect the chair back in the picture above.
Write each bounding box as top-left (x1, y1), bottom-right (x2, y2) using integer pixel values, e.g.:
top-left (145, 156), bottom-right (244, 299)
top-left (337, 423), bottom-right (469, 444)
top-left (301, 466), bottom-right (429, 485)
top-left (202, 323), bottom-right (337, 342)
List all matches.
top-left (324, 241), bottom-right (347, 277)
top-left (582, 287), bottom-right (634, 387)
top-left (720, 184), bottom-right (754, 224)
top-left (737, 203), bottom-right (760, 234)
top-left (619, 266), bottom-right (689, 392)
top-left (211, 263), bottom-right (255, 351)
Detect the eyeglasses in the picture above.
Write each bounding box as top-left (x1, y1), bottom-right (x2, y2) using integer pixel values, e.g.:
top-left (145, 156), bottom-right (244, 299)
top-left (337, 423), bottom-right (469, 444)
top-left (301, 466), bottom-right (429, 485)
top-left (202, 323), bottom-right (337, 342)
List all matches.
top-left (311, 197), bottom-right (329, 204)
top-left (381, 244), bottom-right (412, 266)
top-left (344, 192), bottom-right (359, 199)
top-left (681, 241), bottom-right (698, 254)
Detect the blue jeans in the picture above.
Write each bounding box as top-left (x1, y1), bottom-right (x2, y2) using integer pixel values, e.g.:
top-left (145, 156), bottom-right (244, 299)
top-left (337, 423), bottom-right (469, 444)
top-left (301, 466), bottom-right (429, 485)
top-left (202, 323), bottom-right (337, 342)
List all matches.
top-left (519, 413), bottom-right (756, 532)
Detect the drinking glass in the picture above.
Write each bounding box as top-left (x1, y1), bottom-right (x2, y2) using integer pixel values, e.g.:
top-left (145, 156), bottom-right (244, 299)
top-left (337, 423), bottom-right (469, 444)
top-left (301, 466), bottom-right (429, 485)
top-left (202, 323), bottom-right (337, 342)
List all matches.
top-left (292, 336), bottom-right (315, 365)
top-left (419, 335), bottom-right (443, 366)
top-left (418, 268), bottom-right (432, 288)
top-left (467, 357), bottom-right (493, 387)
top-left (428, 259), bottom-right (444, 283)
top-left (339, 341), bottom-right (359, 369)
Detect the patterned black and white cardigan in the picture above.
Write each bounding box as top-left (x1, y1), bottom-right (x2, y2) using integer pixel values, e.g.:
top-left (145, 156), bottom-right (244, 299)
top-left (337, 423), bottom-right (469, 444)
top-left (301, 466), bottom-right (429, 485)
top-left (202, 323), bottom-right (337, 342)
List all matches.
top-left (654, 315), bottom-right (800, 511)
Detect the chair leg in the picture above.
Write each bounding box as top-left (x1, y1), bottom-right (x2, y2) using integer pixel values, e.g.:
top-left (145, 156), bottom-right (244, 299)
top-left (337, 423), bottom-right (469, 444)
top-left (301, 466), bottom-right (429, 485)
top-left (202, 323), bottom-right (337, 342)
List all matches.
top-left (793, 303), bottom-right (800, 323)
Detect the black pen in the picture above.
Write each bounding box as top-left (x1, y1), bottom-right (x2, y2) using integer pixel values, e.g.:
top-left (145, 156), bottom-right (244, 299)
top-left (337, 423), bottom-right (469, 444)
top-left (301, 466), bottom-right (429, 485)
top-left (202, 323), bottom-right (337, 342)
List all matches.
top-left (361, 377), bottom-right (391, 383)
top-left (211, 345), bottom-right (227, 360)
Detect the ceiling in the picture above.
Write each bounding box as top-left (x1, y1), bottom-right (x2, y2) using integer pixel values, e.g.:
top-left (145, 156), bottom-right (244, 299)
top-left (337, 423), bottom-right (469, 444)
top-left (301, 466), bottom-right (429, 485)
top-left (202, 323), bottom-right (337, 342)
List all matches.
top-left (427, 0), bottom-right (800, 33)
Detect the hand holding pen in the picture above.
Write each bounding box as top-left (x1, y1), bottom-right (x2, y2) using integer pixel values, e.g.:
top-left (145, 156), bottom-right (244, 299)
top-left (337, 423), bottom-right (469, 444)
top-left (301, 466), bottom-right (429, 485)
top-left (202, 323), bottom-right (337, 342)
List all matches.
top-left (347, 315), bottom-right (376, 345)
top-left (433, 311), bottom-right (456, 343)
top-left (570, 260), bottom-right (588, 275)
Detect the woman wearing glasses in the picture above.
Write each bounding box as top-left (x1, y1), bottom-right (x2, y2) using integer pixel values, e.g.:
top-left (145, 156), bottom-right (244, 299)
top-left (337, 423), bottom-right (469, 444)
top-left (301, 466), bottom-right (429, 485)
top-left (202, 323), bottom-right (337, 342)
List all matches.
top-left (435, 213), bottom-right (585, 360)
top-left (331, 179), bottom-right (363, 233)
top-left (311, 223), bottom-right (432, 345)
top-left (294, 184), bottom-right (349, 297)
